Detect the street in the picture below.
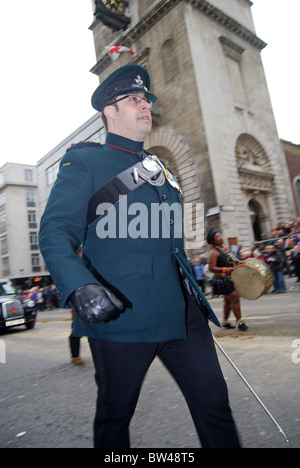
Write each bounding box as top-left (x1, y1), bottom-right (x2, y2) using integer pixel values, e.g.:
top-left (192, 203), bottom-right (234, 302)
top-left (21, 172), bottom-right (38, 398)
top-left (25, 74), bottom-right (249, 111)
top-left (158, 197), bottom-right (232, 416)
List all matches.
top-left (0, 277), bottom-right (299, 449)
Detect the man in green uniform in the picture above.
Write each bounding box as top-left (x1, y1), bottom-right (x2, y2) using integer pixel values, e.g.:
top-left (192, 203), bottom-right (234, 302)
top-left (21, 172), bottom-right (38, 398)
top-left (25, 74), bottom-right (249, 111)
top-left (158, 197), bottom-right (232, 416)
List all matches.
top-left (39, 64), bottom-right (240, 448)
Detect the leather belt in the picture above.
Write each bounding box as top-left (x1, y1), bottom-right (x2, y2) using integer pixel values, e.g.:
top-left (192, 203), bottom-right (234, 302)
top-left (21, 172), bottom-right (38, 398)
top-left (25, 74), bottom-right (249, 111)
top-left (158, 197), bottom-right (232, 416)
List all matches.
top-left (87, 160), bottom-right (163, 227)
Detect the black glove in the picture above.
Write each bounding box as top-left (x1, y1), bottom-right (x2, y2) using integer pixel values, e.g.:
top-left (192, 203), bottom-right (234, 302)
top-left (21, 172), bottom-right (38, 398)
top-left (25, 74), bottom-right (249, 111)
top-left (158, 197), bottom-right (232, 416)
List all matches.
top-left (70, 284), bottom-right (124, 324)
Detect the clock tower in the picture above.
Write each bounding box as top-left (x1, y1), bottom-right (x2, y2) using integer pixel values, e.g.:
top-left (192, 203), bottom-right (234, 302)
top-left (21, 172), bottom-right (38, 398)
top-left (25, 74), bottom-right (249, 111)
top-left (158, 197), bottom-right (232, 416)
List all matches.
top-left (89, 0), bottom-right (296, 255)
top-left (94, 0), bottom-right (130, 32)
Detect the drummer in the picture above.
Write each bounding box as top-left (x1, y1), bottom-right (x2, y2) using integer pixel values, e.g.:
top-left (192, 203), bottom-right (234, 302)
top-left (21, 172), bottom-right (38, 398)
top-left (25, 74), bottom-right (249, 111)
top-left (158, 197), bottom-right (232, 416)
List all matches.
top-left (207, 229), bottom-right (248, 331)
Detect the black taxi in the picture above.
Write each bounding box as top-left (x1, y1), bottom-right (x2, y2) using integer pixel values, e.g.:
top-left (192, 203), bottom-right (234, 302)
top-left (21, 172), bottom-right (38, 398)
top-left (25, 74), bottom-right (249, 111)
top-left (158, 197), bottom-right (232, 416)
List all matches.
top-left (0, 280), bottom-right (37, 331)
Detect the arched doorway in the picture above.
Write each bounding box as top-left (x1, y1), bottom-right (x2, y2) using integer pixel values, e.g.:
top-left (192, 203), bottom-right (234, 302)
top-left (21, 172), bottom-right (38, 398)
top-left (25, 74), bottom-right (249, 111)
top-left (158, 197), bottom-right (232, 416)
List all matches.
top-left (236, 134), bottom-right (269, 171)
top-left (235, 133), bottom-right (274, 242)
top-left (294, 177), bottom-right (300, 215)
top-left (146, 126), bottom-right (203, 255)
top-left (248, 199), bottom-right (263, 241)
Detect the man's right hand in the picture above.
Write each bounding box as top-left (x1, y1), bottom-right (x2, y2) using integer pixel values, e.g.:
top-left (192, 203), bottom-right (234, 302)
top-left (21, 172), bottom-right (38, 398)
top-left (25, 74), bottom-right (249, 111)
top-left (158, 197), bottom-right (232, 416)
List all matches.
top-left (70, 284), bottom-right (124, 324)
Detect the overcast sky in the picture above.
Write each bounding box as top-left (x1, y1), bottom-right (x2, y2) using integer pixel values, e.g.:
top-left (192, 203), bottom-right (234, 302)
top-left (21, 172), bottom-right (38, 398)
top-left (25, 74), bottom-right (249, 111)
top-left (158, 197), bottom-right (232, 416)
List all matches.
top-left (0, 0), bottom-right (299, 167)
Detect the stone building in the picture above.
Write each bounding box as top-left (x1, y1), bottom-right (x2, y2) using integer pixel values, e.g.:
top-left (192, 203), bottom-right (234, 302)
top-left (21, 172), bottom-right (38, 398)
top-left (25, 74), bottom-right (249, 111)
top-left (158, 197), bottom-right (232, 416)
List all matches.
top-left (37, 114), bottom-right (105, 277)
top-left (281, 140), bottom-right (300, 217)
top-left (90, 0), bottom-right (296, 255)
top-left (0, 163), bottom-right (39, 280)
top-left (37, 114), bottom-right (105, 216)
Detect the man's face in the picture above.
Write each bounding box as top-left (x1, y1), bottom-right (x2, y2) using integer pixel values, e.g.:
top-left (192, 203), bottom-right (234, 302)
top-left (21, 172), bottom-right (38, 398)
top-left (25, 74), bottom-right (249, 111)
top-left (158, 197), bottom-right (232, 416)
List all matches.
top-left (104, 93), bottom-right (152, 141)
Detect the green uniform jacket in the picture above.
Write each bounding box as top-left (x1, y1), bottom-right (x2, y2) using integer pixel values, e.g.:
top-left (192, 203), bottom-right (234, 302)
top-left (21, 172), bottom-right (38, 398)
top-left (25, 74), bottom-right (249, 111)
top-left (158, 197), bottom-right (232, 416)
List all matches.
top-left (39, 133), bottom-right (203, 342)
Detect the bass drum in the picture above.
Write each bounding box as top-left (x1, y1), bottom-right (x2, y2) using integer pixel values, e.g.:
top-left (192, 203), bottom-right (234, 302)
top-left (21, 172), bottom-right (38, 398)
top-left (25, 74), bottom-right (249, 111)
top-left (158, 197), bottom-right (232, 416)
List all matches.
top-left (231, 258), bottom-right (273, 300)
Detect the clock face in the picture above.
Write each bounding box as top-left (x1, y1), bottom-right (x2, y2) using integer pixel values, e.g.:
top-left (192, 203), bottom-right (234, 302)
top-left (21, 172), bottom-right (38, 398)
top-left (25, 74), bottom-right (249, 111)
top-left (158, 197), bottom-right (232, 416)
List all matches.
top-left (101, 0), bottom-right (126, 15)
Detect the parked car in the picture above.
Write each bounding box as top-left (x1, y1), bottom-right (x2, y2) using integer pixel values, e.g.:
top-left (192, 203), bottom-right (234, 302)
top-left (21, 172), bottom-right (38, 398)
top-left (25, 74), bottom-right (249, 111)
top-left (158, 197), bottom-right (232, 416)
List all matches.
top-left (0, 279), bottom-right (37, 331)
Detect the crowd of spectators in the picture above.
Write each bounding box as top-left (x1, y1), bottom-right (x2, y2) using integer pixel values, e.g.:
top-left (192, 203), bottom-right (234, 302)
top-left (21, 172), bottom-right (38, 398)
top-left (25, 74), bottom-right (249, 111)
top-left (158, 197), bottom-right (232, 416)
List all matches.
top-left (191, 217), bottom-right (300, 295)
top-left (241, 217), bottom-right (300, 290)
top-left (16, 218), bottom-right (300, 308)
top-left (20, 285), bottom-right (61, 310)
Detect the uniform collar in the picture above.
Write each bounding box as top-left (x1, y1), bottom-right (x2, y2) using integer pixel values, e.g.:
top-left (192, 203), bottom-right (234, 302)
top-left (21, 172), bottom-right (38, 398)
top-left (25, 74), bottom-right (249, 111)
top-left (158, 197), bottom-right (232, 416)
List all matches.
top-left (105, 132), bottom-right (144, 155)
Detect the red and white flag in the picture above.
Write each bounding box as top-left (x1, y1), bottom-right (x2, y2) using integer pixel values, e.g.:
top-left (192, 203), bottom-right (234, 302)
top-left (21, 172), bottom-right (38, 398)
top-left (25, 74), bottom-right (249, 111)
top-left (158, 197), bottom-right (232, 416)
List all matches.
top-left (107, 45), bottom-right (135, 60)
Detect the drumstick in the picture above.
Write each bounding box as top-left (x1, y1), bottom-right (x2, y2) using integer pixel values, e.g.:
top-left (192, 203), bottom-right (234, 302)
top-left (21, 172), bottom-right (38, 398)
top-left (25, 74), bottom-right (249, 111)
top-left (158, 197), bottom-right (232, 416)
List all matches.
top-left (213, 337), bottom-right (290, 445)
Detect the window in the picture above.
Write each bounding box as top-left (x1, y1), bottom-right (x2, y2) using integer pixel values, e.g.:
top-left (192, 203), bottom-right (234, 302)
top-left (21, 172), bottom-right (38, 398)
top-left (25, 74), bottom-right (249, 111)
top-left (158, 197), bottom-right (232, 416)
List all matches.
top-left (28, 211), bottom-right (37, 228)
top-left (29, 232), bottom-right (39, 250)
top-left (162, 38), bottom-right (179, 82)
top-left (1, 236), bottom-right (8, 255)
top-left (87, 127), bottom-right (106, 144)
top-left (2, 257), bottom-right (10, 277)
top-left (0, 192), bottom-right (5, 212)
top-left (46, 160), bottom-right (61, 186)
top-left (26, 189), bottom-right (35, 206)
top-left (31, 253), bottom-right (41, 272)
top-left (25, 169), bottom-right (33, 182)
top-left (0, 214), bottom-right (6, 233)
top-left (219, 36), bottom-right (246, 108)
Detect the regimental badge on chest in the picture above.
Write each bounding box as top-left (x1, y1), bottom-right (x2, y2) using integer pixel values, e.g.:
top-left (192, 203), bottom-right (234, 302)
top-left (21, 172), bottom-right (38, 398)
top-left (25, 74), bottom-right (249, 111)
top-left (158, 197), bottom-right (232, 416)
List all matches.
top-left (130, 154), bottom-right (183, 193)
top-left (142, 155), bottom-right (182, 193)
top-left (163, 168), bottom-right (182, 194)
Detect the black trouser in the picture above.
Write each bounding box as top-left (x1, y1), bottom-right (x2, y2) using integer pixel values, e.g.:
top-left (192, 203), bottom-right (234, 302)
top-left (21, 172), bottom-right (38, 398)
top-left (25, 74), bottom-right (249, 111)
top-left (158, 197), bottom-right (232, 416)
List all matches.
top-left (197, 279), bottom-right (205, 294)
top-left (69, 333), bottom-right (80, 358)
top-left (88, 297), bottom-right (241, 448)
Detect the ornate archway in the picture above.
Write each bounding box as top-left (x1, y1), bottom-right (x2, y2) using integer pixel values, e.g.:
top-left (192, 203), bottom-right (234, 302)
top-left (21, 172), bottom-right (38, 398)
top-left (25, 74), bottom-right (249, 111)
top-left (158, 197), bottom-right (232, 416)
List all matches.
top-left (236, 134), bottom-right (274, 240)
top-left (248, 199), bottom-right (263, 241)
top-left (236, 133), bottom-right (270, 171)
top-left (146, 126), bottom-right (200, 201)
top-left (146, 127), bottom-right (202, 254)
top-left (294, 177), bottom-right (300, 215)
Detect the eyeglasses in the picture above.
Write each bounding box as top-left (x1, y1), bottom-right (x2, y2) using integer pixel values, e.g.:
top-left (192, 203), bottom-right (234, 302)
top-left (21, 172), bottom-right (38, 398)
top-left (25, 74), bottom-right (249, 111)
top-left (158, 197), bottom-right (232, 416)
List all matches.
top-left (110, 94), bottom-right (153, 109)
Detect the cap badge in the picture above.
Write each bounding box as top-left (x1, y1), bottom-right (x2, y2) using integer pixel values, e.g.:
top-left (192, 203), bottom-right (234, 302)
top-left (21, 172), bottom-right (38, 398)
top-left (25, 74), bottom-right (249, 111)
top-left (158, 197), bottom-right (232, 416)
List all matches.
top-left (135, 75), bottom-right (144, 86)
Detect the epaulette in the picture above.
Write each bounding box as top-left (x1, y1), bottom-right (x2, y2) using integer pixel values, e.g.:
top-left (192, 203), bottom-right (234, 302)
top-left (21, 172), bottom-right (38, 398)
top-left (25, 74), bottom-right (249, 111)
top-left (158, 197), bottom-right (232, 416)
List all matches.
top-left (66, 141), bottom-right (102, 152)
